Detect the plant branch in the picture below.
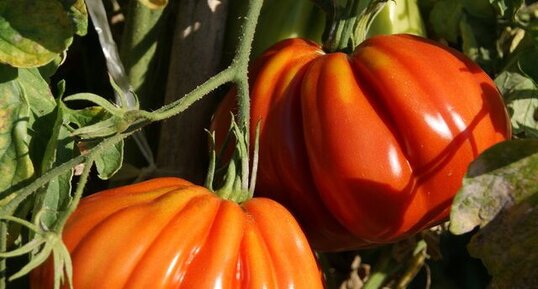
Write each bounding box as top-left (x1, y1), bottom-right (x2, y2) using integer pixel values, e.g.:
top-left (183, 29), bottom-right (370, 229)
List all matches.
top-left (315, 0), bottom-right (388, 52)
top-left (0, 132), bottom-right (132, 217)
top-left (4, 0), bottom-right (266, 217)
top-left (138, 67), bottom-right (236, 121)
top-left (230, 0), bottom-right (264, 192)
top-left (139, 0), bottom-right (265, 194)
top-left (54, 158), bottom-right (94, 233)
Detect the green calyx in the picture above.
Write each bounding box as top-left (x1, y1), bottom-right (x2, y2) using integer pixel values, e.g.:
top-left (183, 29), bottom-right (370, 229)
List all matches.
top-left (315, 0), bottom-right (389, 52)
top-left (206, 117), bottom-right (260, 204)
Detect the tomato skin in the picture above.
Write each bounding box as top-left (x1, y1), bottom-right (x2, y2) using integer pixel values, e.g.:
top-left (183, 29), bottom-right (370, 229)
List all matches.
top-left (212, 35), bottom-right (511, 251)
top-left (30, 178), bottom-right (324, 289)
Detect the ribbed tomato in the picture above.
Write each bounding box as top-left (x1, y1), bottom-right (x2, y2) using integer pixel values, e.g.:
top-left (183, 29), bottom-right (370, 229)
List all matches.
top-left (212, 34), bottom-right (511, 251)
top-left (30, 178), bottom-right (324, 289)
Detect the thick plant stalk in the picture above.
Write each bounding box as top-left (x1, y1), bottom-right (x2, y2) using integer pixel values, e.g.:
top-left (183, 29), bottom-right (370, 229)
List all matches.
top-left (120, 0), bottom-right (167, 108)
top-left (157, 0), bottom-right (230, 183)
top-left (119, 0), bottom-right (169, 171)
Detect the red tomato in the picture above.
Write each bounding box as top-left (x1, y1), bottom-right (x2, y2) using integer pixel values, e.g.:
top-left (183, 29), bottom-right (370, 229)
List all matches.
top-left (30, 178), bottom-right (324, 289)
top-left (212, 34), bottom-right (511, 251)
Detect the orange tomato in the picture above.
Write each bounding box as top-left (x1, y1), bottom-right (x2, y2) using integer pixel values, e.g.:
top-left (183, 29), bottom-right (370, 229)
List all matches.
top-left (31, 178), bottom-right (324, 289)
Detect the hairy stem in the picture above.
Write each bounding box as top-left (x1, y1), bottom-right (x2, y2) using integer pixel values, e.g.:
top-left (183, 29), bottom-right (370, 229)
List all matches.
top-left (231, 0), bottom-right (264, 192)
top-left (54, 158), bottom-right (94, 233)
top-left (4, 0), bottom-right (266, 221)
top-left (0, 132), bottom-right (130, 217)
top-left (140, 67), bottom-right (236, 121)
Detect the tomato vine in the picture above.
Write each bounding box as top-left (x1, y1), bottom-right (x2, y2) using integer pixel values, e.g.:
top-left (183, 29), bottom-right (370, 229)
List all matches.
top-left (0, 0), bottom-right (265, 287)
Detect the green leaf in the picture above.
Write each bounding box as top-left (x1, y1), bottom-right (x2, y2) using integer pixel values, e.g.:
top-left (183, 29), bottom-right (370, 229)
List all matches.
top-left (449, 139), bottom-right (538, 286)
top-left (0, 66), bottom-right (55, 198)
top-left (495, 69), bottom-right (538, 138)
top-left (63, 94), bottom-right (135, 139)
top-left (450, 140), bottom-right (538, 234)
top-left (428, 0), bottom-right (463, 43)
top-left (21, 69), bottom-right (57, 118)
top-left (32, 100), bottom-right (74, 230)
top-left (94, 140), bottom-right (124, 180)
top-left (66, 106), bottom-right (111, 128)
top-left (65, 105), bottom-right (125, 180)
top-left (0, 0), bottom-right (73, 68)
top-left (459, 13), bottom-right (497, 73)
top-left (71, 116), bottom-right (129, 139)
top-left (467, 192), bottom-right (538, 289)
top-left (0, 75), bottom-right (34, 196)
top-left (38, 55), bottom-right (64, 82)
top-left (64, 93), bottom-right (123, 115)
top-left (60, 0), bottom-right (88, 36)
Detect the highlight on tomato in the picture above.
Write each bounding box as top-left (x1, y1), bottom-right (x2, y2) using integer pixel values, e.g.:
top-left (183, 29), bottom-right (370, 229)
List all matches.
top-left (212, 34), bottom-right (511, 251)
top-left (30, 178), bottom-right (325, 289)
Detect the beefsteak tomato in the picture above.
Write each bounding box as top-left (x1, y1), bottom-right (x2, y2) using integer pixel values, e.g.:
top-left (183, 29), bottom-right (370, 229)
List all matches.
top-left (212, 34), bottom-right (511, 251)
top-left (30, 178), bottom-right (324, 289)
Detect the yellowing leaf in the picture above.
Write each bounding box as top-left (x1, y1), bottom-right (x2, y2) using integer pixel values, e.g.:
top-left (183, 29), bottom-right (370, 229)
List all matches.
top-left (0, 0), bottom-right (73, 68)
top-left (0, 66), bottom-right (55, 197)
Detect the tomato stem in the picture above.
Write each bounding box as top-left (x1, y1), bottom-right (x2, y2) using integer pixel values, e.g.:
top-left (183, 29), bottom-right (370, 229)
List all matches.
top-left (316, 0), bottom-right (388, 52)
top-left (248, 122), bottom-right (261, 195)
top-left (320, 0), bottom-right (362, 52)
top-left (55, 158), bottom-right (95, 234)
top-left (205, 130), bottom-right (217, 192)
top-left (229, 0), bottom-right (264, 196)
top-left (214, 117), bottom-right (258, 203)
top-left (1, 0), bottom-right (266, 216)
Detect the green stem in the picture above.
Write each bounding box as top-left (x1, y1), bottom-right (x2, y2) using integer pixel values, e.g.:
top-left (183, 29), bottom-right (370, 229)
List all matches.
top-left (205, 130), bottom-right (217, 191)
top-left (54, 158), bottom-right (94, 233)
top-left (322, 0), bottom-right (363, 52)
top-left (120, 0), bottom-right (165, 101)
top-left (396, 240), bottom-right (428, 289)
top-left (138, 0), bottom-right (264, 196)
top-left (248, 122), bottom-right (261, 195)
top-left (3, 0), bottom-right (263, 249)
top-left (0, 132), bottom-right (131, 217)
top-left (316, 0), bottom-right (388, 52)
top-left (216, 161), bottom-right (237, 200)
top-left (138, 67), bottom-right (236, 122)
top-left (362, 249), bottom-right (393, 289)
top-left (236, 78), bottom-right (251, 192)
top-left (230, 0), bottom-right (264, 193)
top-left (1, 0), bottom-right (265, 223)
top-left (353, 0), bottom-right (389, 46)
